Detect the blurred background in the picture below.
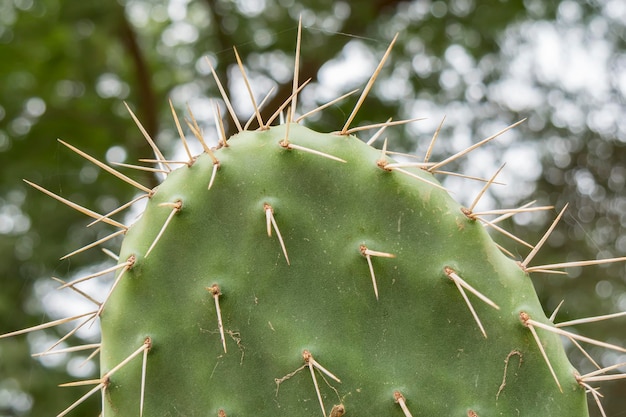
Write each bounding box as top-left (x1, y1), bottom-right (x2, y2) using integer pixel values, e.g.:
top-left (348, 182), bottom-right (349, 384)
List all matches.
top-left (1, 0), bottom-right (625, 415)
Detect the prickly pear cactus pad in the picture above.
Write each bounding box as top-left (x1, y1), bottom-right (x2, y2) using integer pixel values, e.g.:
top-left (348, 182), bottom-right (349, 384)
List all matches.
top-left (101, 121), bottom-right (590, 417)
top-left (3, 27), bottom-right (626, 417)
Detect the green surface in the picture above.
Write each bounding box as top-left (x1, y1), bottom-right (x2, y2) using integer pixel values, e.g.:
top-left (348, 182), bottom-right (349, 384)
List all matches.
top-left (101, 125), bottom-right (588, 416)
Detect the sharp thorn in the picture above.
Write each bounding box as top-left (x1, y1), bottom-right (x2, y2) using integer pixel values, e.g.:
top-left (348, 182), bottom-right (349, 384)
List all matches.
top-left (281, 109), bottom-right (293, 146)
top-left (445, 267), bottom-right (500, 338)
top-left (281, 141), bottom-right (347, 164)
top-left (366, 117), bottom-right (392, 146)
top-left (111, 162), bottom-right (168, 173)
top-left (57, 260), bottom-right (132, 289)
top-left (471, 206), bottom-right (554, 218)
top-left (94, 255), bottom-right (135, 320)
top-left (138, 158), bottom-right (189, 165)
top-left (185, 104), bottom-right (214, 157)
top-left (519, 312), bottom-right (563, 392)
top-left (206, 57), bottom-right (243, 133)
top-left (394, 391), bottom-right (414, 417)
top-left (341, 33), bottom-right (398, 134)
top-left (307, 353), bottom-right (327, 417)
top-left (428, 119), bottom-right (526, 172)
top-left (86, 194), bottom-right (150, 228)
top-left (51, 277), bottom-right (101, 306)
top-left (58, 378), bottom-right (102, 388)
top-left (102, 337), bottom-right (152, 379)
top-left (385, 162), bottom-right (434, 169)
top-left (296, 89), bottom-right (359, 124)
top-left (466, 164), bottom-right (506, 215)
top-left (145, 200), bottom-right (182, 257)
top-left (556, 310), bottom-right (626, 328)
top-left (578, 381), bottom-right (608, 417)
top-left (524, 256), bottom-right (626, 274)
top-left (169, 99), bottom-right (194, 164)
top-left (581, 361), bottom-right (626, 380)
top-left (233, 46), bottom-right (264, 128)
top-left (445, 268), bottom-right (500, 310)
top-left (0, 311), bottom-right (97, 340)
top-left (58, 139), bottom-right (153, 193)
top-left (360, 245), bottom-right (395, 300)
top-left (264, 203), bottom-right (290, 265)
top-left (24, 180), bottom-right (127, 230)
top-left (302, 350), bottom-right (341, 417)
top-left (183, 116), bottom-right (218, 164)
top-left (424, 116), bottom-right (446, 163)
top-left (343, 117), bottom-right (424, 136)
top-left (61, 229), bottom-right (126, 260)
top-left (32, 343), bottom-right (101, 358)
top-left (139, 337), bottom-right (151, 417)
top-left (384, 166), bottom-right (449, 192)
top-left (306, 352), bottom-right (341, 384)
top-left (102, 248), bottom-right (119, 261)
top-left (208, 284), bottom-right (227, 353)
top-left (548, 299), bottom-right (565, 322)
top-left (476, 216), bottom-right (534, 248)
top-left (289, 16), bottom-right (303, 123)
top-left (123, 102), bottom-right (171, 172)
top-left (430, 169), bottom-right (506, 185)
top-left (491, 200), bottom-right (537, 224)
top-left (568, 336), bottom-right (602, 370)
top-left (526, 314), bottom-right (626, 352)
top-left (42, 313), bottom-right (98, 353)
top-left (494, 242), bottom-right (517, 259)
top-left (56, 380), bottom-right (106, 417)
top-left (265, 79), bottom-right (311, 128)
top-left (520, 204), bottom-right (568, 269)
top-left (212, 100), bottom-right (229, 147)
top-left (208, 161), bottom-right (220, 190)
top-left (244, 86), bottom-right (276, 130)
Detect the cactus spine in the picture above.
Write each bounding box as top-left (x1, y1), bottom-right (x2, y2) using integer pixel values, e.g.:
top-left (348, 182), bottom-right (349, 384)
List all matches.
top-left (3, 26), bottom-right (626, 417)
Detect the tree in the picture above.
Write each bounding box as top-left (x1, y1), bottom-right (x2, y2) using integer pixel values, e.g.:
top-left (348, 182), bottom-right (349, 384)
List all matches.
top-left (1, 0), bottom-right (624, 415)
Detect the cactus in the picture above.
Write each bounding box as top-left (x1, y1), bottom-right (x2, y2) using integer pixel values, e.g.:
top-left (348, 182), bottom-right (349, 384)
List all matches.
top-left (2, 26), bottom-right (626, 417)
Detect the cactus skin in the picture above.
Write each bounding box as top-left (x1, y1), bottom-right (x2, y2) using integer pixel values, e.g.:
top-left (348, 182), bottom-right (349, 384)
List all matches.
top-left (100, 123), bottom-right (589, 416)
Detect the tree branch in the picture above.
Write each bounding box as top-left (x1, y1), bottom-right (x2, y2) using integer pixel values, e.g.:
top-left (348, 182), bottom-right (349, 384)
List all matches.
top-left (116, 4), bottom-right (160, 188)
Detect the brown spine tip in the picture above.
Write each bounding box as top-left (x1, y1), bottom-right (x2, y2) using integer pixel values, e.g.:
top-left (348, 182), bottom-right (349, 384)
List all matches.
top-left (519, 311), bottom-right (530, 326)
top-left (207, 284), bottom-right (221, 297)
top-left (207, 284), bottom-right (227, 353)
top-left (394, 390), bottom-right (414, 417)
top-left (393, 390), bottom-right (405, 402)
top-left (377, 159), bottom-right (391, 171)
top-left (330, 404), bottom-right (345, 417)
top-left (461, 207), bottom-right (474, 218)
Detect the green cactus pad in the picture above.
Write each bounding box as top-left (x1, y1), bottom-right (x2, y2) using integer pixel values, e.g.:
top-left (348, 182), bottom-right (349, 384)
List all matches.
top-left (100, 123), bottom-right (588, 416)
